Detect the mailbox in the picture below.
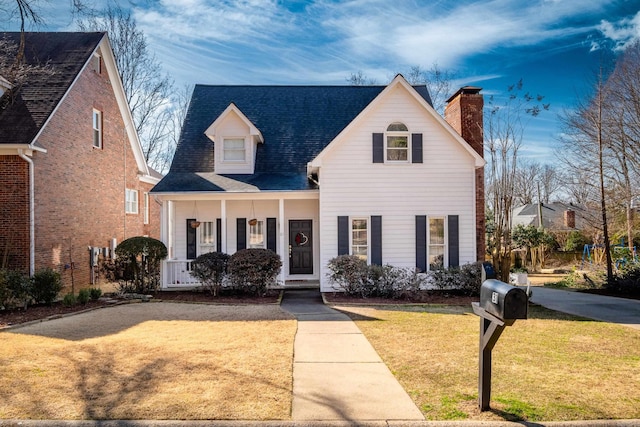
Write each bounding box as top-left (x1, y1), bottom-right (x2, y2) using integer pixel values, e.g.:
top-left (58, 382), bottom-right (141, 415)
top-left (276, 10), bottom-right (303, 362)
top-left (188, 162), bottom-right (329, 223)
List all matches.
top-left (480, 279), bottom-right (528, 320)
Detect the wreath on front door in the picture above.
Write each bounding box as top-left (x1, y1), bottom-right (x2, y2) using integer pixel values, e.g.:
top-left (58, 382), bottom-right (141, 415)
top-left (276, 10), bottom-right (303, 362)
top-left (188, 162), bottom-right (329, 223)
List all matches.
top-left (295, 232), bottom-right (308, 246)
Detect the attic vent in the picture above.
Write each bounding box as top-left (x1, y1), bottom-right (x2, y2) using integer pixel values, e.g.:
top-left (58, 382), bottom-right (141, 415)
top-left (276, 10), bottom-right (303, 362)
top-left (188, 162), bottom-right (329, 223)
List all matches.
top-left (91, 53), bottom-right (101, 74)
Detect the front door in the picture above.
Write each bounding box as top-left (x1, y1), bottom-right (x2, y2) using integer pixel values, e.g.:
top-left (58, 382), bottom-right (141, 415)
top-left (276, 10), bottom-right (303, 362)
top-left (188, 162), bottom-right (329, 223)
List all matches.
top-left (289, 220), bottom-right (313, 275)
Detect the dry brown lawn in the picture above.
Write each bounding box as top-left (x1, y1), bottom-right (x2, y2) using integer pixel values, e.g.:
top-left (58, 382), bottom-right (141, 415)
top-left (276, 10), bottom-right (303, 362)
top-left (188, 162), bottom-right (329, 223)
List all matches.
top-left (0, 302), bottom-right (296, 420)
top-left (337, 304), bottom-right (640, 422)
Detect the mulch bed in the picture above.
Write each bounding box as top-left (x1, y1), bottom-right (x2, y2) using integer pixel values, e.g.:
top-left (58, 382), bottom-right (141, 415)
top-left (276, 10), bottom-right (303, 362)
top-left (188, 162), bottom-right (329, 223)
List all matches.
top-left (324, 291), bottom-right (476, 306)
top-left (0, 289), bottom-right (282, 328)
top-left (0, 299), bottom-right (111, 328)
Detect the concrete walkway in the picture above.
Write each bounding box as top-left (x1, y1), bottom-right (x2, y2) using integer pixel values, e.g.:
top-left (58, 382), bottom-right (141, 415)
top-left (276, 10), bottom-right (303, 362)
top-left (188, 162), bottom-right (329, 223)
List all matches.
top-left (526, 285), bottom-right (640, 329)
top-left (280, 289), bottom-right (425, 422)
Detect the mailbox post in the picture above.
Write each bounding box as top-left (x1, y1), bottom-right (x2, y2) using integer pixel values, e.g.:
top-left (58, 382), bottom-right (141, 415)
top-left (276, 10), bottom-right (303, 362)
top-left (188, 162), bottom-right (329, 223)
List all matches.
top-left (472, 275), bottom-right (528, 411)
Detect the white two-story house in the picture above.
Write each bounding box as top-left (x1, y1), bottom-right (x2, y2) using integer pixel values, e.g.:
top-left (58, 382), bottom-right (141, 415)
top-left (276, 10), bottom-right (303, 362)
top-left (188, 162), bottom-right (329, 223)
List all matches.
top-left (151, 75), bottom-right (485, 291)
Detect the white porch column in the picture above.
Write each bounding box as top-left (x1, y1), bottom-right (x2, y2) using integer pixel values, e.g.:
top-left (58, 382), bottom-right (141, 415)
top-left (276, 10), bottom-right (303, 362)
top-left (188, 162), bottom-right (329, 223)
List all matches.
top-left (221, 199), bottom-right (227, 253)
top-left (279, 198), bottom-right (285, 286)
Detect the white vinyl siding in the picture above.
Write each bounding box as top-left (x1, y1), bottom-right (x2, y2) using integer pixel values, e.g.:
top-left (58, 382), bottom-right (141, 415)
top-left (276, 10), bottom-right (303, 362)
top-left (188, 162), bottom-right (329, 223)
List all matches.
top-left (318, 84), bottom-right (478, 290)
top-left (125, 189), bottom-right (138, 214)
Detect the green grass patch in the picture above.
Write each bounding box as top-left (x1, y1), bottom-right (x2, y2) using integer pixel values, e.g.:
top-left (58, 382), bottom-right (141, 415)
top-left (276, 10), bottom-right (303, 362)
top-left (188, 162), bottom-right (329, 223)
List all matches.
top-left (340, 304), bottom-right (640, 422)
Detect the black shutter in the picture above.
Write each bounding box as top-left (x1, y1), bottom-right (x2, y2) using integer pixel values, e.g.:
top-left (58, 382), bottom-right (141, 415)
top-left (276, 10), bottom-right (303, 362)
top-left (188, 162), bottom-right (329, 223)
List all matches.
top-left (216, 218), bottom-right (222, 252)
top-left (237, 218), bottom-right (246, 251)
top-left (371, 215), bottom-right (382, 265)
top-left (337, 216), bottom-right (349, 255)
top-left (187, 219), bottom-right (197, 259)
top-left (415, 215), bottom-right (427, 272)
top-left (372, 133), bottom-right (384, 163)
top-left (412, 133), bottom-right (423, 163)
top-left (448, 215), bottom-right (459, 268)
top-left (266, 217), bottom-right (277, 252)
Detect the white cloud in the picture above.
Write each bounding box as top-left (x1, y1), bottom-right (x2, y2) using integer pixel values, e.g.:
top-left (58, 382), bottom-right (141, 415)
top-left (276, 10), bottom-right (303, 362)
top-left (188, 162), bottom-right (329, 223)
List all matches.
top-left (598, 11), bottom-right (640, 50)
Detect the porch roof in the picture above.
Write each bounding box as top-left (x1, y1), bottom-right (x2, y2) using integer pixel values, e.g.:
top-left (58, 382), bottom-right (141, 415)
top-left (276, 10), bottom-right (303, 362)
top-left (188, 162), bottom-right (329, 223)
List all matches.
top-left (151, 171), bottom-right (316, 192)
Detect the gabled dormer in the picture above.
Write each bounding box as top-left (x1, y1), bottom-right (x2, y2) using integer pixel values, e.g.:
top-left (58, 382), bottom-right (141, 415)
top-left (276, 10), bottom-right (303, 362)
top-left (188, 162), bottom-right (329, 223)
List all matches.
top-left (205, 103), bottom-right (264, 174)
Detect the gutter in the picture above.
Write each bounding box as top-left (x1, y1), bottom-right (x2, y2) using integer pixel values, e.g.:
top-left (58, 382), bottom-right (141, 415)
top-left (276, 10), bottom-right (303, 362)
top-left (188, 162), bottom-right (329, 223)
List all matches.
top-left (17, 149), bottom-right (35, 276)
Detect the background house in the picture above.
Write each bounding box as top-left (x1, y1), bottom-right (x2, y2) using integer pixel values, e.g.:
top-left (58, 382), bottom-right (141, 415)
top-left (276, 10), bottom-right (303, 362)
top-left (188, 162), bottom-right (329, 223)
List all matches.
top-left (511, 202), bottom-right (590, 232)
top-left (0, 32), bottom-right (160, 288)
top-left (151, 76), bottom-right (485, 291)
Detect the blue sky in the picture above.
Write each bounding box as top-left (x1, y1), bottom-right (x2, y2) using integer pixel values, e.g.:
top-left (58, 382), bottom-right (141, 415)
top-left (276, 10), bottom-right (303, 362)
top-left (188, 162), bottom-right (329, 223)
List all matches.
top-left (4, 0), bottom-right (640, 163)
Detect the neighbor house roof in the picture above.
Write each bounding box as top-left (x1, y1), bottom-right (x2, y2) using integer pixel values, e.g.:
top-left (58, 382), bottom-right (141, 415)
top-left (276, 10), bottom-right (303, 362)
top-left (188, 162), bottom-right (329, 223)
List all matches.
top-left (512, 202), bottom-right (589, 230)
top-left (0, 32), bottom-right (105, 147)
top-left (152, 84), bottom-right (432, 193)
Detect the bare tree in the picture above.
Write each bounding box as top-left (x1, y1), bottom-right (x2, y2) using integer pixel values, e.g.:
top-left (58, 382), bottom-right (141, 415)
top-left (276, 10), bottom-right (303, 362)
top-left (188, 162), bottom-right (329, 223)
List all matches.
top-left (513, 160), bottom-right (541, 206)
top-left (402, 64), bottom-right (456, 114)
top-left (486, 79), bottom-right (549, 281)
top-left (347, 63), bottom-right (456, 114)
top-left (346, 70), bottom-right (377, 86)
top-left (558, 68), bottom-right (614, 282)
top-left (76, 3), bottom-right (175, 172)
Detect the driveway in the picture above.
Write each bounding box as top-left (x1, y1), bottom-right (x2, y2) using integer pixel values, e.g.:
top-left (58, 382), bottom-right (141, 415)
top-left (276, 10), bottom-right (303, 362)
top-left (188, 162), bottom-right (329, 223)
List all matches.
top-left (527, 285), bottom-right (640, 329)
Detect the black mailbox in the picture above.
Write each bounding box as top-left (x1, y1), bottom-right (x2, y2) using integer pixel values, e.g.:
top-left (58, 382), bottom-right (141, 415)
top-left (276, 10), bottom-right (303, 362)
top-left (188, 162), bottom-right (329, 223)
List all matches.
top-left (480, 279), bottom-right (528, 320)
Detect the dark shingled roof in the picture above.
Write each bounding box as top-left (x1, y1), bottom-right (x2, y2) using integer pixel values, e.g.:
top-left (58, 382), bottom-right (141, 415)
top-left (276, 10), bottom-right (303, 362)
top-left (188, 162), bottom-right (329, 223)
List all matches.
top-left (153, 84), bottom-right (432, 193)
top-left (0, 32), bottom-right (105, 147)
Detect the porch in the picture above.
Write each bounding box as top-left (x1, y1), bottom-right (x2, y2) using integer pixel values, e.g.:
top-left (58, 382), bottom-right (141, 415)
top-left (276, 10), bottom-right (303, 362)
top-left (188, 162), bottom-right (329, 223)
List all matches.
top-left (157, 192), bottom-right (320, 289)
top-left (163, 259), bottom-right (319, 289)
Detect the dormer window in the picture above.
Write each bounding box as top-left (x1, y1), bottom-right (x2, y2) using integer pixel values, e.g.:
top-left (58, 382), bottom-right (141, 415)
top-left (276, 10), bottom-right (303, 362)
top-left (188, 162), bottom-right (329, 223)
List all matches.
top-left (205, 103), bottom-right (264, 174)
top-left (223, 138), bottom-right (246, 162)
top-left (386, 122), bottom-right (409, 162)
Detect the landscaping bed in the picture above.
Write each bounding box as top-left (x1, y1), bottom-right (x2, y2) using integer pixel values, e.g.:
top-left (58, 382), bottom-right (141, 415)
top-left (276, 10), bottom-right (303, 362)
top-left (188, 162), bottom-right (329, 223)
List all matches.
top-left (324, 290), bottom-right (476, 306)
top-left (0, 289), bottom-right (281, 328)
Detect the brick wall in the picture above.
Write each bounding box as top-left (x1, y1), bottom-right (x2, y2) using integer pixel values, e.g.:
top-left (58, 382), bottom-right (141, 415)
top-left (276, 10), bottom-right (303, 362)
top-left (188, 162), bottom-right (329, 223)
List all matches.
top-left (29, 46), bottom-right (160, 290)
top-left (444, 87), bottom-right (485, 262)
top-left (0, 156), bottom-right (30, 271)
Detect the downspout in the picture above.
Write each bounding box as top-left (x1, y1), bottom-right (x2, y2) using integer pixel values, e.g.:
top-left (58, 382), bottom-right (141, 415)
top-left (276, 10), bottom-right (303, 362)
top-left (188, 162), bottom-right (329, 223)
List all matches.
top-left (18, 149), bottom-right (35, 276)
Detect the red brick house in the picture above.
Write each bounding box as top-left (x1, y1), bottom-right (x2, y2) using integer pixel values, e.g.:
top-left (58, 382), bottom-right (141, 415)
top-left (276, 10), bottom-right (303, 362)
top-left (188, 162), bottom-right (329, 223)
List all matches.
top-left (0, 32), bottom-right (161, 289)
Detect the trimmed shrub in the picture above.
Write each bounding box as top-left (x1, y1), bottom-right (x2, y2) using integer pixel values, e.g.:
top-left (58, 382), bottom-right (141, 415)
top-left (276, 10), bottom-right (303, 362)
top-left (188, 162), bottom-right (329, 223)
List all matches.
top-left (429, 262), bottom-right (482, 296)
top-left (607, 264), bottom-right (640, 296)
top-left (77, 288), bottom-right (90, 304)
top-left (30, 268), bottom-right (63, 305)
top-left (228, 249), bottom-right (282, 296)
top-left (89, 287), bottom-right (102, 300)
top-left (112, 237), bottom-right (168, 294)
top-left (327, 256), bottom-right (428, 299)
top-left (0, 269), bottom-right (30, 309)
top-left (190, 252), bottom-right (230, 296)
top-left (63, 293), bottom-right (77, 307)
top-left (326, 255), bottom-right (369, 297)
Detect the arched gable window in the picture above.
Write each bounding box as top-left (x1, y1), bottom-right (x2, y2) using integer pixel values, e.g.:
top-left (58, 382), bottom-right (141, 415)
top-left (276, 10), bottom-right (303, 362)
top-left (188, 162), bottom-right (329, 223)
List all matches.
top-left (385, 122), bottom-right (409, 161)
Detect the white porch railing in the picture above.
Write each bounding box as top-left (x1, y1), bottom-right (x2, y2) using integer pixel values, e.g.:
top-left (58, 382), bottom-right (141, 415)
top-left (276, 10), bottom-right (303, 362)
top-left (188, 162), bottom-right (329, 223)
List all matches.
top-left (164, 260), bottom-right (203, 287)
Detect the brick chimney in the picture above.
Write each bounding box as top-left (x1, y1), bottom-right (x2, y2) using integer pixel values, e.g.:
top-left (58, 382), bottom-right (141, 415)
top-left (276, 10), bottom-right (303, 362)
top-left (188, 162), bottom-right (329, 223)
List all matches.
top-left (564, 210), bottom-right (576, 229)
top-left (444, 86), bottom-right (485, 262)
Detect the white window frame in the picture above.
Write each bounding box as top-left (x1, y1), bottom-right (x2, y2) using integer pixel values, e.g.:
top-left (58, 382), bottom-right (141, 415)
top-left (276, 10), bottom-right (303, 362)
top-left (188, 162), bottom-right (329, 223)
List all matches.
top-left (222, 137), bottom-right (247, 163)
top-left (385, 122), bottom-right (410, 163)
top-left (249, 219), bottom-right (265, 249)
top-left (199, 221), bottom-right (216, 254)
top-left (92, 109), bottom-right (103, 149)
top-left (125, 189), bottom-right (138, 214)
top-left (143, 192), bottom-right (149, 224)
top-left (350, 218), bottom-right (369, 262)
top-left (427, 216), bottom-right (447, 270)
